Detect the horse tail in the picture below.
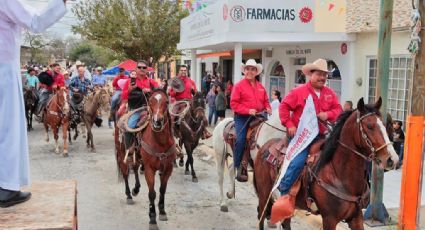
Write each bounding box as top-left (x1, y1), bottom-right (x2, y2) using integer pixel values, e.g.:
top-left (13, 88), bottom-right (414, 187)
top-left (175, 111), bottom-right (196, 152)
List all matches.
top-left (114, 127), bottom-right (124, 182)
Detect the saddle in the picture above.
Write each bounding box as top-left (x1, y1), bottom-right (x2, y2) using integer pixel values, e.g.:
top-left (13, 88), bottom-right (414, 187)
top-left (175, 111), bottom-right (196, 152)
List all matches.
top-left (262, 138), bottom-right (325, 214)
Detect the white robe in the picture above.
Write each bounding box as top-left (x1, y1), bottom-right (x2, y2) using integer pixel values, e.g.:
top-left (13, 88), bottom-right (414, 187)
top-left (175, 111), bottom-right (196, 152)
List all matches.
top-left (0, 0), bottom-right (66, 191)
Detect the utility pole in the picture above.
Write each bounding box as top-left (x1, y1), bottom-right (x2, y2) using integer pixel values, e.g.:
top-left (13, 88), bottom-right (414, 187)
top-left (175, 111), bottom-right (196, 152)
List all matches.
top-left (364, 0), bottom-right (394, 226)
top-left (398, 0), bottom-right (425, 229)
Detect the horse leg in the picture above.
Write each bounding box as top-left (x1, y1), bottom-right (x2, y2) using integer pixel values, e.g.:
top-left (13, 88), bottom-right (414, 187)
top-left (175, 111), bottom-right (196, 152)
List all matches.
top-left (281, 219), bottom-right (291, 230)
top-left (29, 109), bottom-right (33, 130)
top-left (53, 126), bottom-right (60, 154)
top-left (73, 125), bottom-right (79, 140)
top-left (144, 167), bottom-right (158, 230)
top-left (131, 164), bottom-right (141, 196)
top-left (322, 217), bottom-right (339, 230)
top-left (216, 150), bottom-right (228, 212)
top-left (123, 170), bottom-right (134, 204)
top-left (347, 210), bottom-right (364, 230)
top-left (81, 123), bottom-right (86, 139)
top-left (62, 122), bottom-right (69, 157)
top-left (44, 121), bottom-right (49, 142)
top-left (158, 164), bottom-right (173, 222)
top-left (226, 157), bottom-right (235, 199)
top-left (87, 124), bottom-right (95, 152)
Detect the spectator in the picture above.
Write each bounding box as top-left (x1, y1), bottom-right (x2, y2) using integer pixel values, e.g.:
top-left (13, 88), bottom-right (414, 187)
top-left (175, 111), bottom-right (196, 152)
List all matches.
top-left (215, 84), bottom-right (226, 122)
top-left (225, 80), bottom-right (233, 109)
top-left (206, 85), bottom-right (217, 125)
top-left (270, 90), bottom-right (281, 111)
top-left (343, 100), bottom-right (353, 111)
top-left (393, 120), bottom-right (405, 169)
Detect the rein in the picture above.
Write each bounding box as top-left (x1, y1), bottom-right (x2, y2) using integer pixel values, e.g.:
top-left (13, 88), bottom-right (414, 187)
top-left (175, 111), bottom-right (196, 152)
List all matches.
top-left (139, 138), bottom-right (176, 161)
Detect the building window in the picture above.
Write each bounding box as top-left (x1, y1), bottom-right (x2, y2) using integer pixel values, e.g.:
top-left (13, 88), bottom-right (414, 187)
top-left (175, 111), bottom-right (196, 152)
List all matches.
top-left (367, 56), bottom-right (412, 122)
top-left (269, 61), bottom-right (286, 97)
top-left (326, 60), bottom-right (341, 99)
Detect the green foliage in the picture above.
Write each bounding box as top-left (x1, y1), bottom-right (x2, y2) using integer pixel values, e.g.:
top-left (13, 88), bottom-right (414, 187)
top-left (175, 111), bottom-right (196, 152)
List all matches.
top-left (72, 0), bottom-right (188, 65)
top-left (68, 41), bottom-right (120, 68)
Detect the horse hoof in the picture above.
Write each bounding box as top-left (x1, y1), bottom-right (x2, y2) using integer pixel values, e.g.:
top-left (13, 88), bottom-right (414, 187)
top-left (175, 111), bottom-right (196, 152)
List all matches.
top-left (226, 192), bottom-right (234, 199)
top-left (132, 189), bottom-right (139, 196)
top-left (45, 138), bottom-right (49, 142)
top-left (149, 224), bottom-right (159, 230)
top-left (91, 148), bottom-right (96, 153)
top-left (126, 198), bottom-right (134, 205)
top-left (55, 149), bottom-right (60, 154)
top-left (63, 152), bottom-right (69, 157)
top-left (159, 214), bottom-right (168, 221)
top-left (192, 177), bottom-right (198, 183)
top-left (185, 170), bottom-right (190, 175)
top-left (267, 220), bottom-right (277, 229)
top-left (220, 205), bottom-right (228, 212)
top-left (179, 161), bottom-right (184, 167)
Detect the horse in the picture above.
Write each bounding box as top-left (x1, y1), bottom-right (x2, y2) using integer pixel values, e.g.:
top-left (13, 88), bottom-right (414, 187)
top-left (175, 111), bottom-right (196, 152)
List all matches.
top-left (138, 89), bottom-right (176, 230)
top-left (23, 88), bottom-right (37, 131)
top-left (174, 92), bottom-right (207, 182)
top-left (43, 87), bottom-right (70, 156)
top-left (212, 109), bottom-right (286, 212)
top-left (81, 88), bottom-right (111, 152)
top-left (253, 97), bottom-right (399, 230)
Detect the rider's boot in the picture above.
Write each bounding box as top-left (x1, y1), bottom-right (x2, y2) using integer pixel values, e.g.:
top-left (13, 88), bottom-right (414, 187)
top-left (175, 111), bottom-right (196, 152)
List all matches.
top-left (270, 179), bottom-right (302, 224)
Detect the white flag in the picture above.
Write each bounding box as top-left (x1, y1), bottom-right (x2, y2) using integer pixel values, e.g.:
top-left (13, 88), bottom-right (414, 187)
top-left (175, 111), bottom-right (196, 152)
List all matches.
top-left (272, 95), bottom-right (319, 192)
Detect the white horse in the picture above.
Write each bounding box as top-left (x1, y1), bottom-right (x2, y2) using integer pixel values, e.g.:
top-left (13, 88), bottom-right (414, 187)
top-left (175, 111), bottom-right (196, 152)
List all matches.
top-left (212, 110), bottom-right (285, 212)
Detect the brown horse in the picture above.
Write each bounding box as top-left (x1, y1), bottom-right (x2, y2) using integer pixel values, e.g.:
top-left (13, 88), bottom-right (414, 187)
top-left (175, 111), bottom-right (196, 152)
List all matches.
top-left (81, 88), bottom-right (110, 152)
top-left (138, 89), bottom-right (176, 230)
top-left (253, 97), bottom-right (399, 230)
top-left (43, 87), bottom-right (70, 156)
top-left (174, 92), bottom-right (206, 182)
top-left (24, 88), bottom-right (37, 131)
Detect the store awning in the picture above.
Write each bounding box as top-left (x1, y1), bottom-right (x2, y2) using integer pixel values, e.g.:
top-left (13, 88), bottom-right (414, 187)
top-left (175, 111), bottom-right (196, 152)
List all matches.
top-left (196, 49), bottom-right (261, 59)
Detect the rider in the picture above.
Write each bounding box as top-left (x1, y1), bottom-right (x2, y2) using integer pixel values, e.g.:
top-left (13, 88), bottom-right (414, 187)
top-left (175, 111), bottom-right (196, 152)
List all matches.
top-left (109, 68), bottom-right (128, 120)
top-left (69, 66), bottom-right (92, 110)
top-left (230, 59), bottom-right (271, 182)
top-left (168, 65), bottom-right (212, 140)
top-left (121, 61), bottom-right (158, 154)
top-left (271, 58), bottom-right (342, 222)
top-left (92, 66), bottom-right (106, 89)
top-left (35, 63), bottom-right (65, 121)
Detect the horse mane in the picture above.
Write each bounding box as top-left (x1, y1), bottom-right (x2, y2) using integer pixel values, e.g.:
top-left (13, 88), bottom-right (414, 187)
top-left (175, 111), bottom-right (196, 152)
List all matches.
top-left (315, 110), bottom-right (354, 171)
top-left (192, 91), bottom-right (205, 109)
top-left (315, 102), bottom-right (382, 171)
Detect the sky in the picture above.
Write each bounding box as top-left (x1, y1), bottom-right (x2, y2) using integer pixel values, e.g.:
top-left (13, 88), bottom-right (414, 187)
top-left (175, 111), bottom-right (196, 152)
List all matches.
top-left (21, 0), bottom-right (80, 39)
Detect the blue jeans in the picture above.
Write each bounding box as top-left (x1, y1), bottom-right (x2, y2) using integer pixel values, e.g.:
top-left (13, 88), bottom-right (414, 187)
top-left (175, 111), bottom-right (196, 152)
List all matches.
top-left (111, 90), bottom-right (122, 112)
top-left (398, 144), bottom-right (404, 165)
top-left (208, 105), bottom-right (216, 125)
top-left (278, 136), bottom-right (317, 195)
top-left (128, 111), bottom-right (141, 129)
top-left (234, 114), bottom-right (254, 169)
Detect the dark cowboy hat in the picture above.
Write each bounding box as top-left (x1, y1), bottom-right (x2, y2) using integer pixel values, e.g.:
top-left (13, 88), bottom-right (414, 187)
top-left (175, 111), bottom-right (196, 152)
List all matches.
top-left (168, 77), bottom-right (185, 93)
top-left (37, 71), bottom-right (54, 86)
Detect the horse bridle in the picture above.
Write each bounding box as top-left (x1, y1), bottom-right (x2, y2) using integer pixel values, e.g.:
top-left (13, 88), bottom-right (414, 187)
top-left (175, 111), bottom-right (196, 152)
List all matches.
top-left (148, 93), bottom-right (169, 133)
top-left (338, 110), bottom-right (393, 163)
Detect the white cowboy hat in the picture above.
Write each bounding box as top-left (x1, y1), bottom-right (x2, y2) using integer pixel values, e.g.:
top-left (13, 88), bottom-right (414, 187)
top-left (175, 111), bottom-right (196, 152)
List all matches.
top-left (301, 58), bottom-right (330, 76)
top-left (75, 60), bottom-right (85, 66)
top-left (241, 59), bottom-right (263, 74)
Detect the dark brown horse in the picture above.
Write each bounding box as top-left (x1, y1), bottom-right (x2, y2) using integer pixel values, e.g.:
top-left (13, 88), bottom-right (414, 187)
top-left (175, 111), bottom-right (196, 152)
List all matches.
top-left (114, 103), bottom-right (143, 205)
top-left (43, 87), bottom-right (70, 156)
top-left (139, 89), bottom-right (176, 230)
top-left (24, 88), bottom-right (37, 131)
top-left (174, 92), bottom-right (206, 182)
top-left (253, 98), bottom-right (399, 230)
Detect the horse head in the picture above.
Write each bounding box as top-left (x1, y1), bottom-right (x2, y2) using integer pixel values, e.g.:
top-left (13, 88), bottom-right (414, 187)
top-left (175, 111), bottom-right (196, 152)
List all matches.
top-left (24, 88), bottom-right (36, 106)
top-left (95, 88), bottom-right (111, 112)
top-left (191, 91), bottom-right (206, 120)
top-left (148, 89), bottom-right (169, 131)
top-left (55, 87), bottom-right (70, 115)
top-left (355, 97), bottom-right (399, 170)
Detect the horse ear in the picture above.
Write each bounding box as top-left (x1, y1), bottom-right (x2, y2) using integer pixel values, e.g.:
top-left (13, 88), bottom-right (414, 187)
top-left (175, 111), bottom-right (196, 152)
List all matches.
top-left (375, 96), bottom-right (382, 110)
top-left (357, 97), bottom-right (365, 113)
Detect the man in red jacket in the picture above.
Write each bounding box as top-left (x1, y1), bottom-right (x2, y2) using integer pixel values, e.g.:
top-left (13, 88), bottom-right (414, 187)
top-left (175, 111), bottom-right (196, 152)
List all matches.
top-left (169, 65), bottom-right (212, 140)
top-left (109, 68), bottom-right (128, 119)
top-left (35, 63), bottom-right (65, 120)
top-left (271, 58), bottom-right (343, 223)
top-left (230, 59), bottom-right (271, 182)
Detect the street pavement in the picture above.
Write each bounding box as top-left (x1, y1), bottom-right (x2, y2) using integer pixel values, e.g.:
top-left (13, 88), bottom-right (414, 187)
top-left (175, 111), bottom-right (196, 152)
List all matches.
top-left (25, 110), bottom-right (425, 230)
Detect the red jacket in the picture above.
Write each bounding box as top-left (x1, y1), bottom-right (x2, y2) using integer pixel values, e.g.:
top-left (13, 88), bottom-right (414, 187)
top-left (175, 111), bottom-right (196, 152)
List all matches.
top-left (279, 82), bottom-right (342, 134)
top-left (121, 77), bottom-right (159, 100)
top-left (169, 76), bottom-right (197, 100)
top-left (230, 78), bottom-right (271, 115)
top-left (112, 74), bottom-right (128, 90)
top-left (39, 71), bottom-right (65, 90)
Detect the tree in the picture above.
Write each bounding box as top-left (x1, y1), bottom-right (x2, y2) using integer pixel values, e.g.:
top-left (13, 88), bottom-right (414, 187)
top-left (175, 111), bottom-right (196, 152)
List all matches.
top-left (72, 0), bottom-right (188, 65)
top-left (23, 31), bottom-right (51, 64)
top-left (68, 40), bottom-right (121, 68)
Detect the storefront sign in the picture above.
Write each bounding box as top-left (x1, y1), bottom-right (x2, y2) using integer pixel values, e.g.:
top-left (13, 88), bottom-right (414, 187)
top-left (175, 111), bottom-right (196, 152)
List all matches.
top-left (286, 48), bottom-right (312, 55)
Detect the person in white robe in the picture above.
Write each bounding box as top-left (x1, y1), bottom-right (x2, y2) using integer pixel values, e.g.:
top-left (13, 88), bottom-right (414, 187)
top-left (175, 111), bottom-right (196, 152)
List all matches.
top-left (0, 0), bottom-right (67, 208)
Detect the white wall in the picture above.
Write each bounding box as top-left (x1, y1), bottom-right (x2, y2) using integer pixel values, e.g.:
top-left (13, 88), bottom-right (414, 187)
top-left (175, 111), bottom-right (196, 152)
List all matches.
top-left (264, 42), bottom-right (352, 104)
top-left (353, 31), bottom-right (410, 103)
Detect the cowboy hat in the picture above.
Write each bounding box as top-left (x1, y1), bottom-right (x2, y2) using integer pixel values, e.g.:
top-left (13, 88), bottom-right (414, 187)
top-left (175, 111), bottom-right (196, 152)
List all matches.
top-left (168, 77), bottom-right (185, 93)
top-left (301, 58), bottom-right (330, 76)
top-left (75, 60), bottom-right (85, 66)
top-left (241, 59), bottom-right (263, 74)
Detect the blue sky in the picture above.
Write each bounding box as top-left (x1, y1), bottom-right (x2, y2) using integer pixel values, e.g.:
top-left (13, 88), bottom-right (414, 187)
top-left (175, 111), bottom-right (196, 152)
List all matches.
top-left (21, 0), bottom-right (79, 39)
